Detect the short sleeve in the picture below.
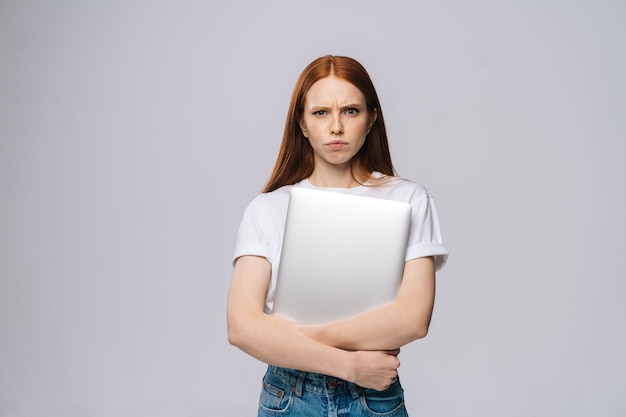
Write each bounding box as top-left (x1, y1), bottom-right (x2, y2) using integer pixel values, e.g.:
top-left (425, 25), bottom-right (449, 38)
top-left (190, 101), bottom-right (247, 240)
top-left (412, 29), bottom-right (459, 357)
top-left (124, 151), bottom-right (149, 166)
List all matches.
top-left (232, 200), bottom-right (271, 264)
top-left (405, 193), bottom-right (449, 271)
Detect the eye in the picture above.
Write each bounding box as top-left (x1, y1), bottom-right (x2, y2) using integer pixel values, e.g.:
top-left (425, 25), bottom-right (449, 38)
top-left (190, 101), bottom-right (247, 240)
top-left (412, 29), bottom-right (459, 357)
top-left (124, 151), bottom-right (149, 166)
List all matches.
top-left (312, 110), bottom-right (327, 116)
top-left (344, 108), bottom-right (360, 116)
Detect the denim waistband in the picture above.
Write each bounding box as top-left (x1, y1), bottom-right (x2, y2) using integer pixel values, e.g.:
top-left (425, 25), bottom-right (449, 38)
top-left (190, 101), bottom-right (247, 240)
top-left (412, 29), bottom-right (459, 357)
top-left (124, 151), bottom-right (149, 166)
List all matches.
top-left (268, 365), bottom-right (363, 399)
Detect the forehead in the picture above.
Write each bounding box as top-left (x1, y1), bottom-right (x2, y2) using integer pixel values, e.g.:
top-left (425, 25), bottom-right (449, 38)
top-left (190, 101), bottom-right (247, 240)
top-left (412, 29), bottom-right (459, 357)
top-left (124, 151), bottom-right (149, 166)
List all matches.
top-left (304, 76), bottom-right (366, 107)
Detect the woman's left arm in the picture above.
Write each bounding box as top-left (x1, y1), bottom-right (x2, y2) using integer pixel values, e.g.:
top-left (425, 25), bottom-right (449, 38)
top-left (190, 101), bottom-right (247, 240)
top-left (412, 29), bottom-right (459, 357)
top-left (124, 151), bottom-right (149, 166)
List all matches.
top-left (298, 256), bottom-right (436, 351)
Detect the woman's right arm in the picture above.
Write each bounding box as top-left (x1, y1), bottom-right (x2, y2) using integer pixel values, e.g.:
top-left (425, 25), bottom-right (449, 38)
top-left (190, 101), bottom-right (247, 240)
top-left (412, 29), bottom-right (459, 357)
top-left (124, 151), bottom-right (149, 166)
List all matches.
top-left (227, 255), bottom-right (400, 391)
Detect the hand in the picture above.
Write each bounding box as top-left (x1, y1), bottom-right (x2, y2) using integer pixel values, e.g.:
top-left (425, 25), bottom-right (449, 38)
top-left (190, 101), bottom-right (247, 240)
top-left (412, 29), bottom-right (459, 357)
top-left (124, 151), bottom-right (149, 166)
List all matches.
top-left (345, 349), bottom-right (401, 391)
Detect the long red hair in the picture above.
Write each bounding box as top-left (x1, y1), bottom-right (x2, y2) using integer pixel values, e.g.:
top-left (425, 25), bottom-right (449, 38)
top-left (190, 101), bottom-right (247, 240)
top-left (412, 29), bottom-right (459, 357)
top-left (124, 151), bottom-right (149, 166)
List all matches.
top-left (262, 55), bottom-right (396, 193)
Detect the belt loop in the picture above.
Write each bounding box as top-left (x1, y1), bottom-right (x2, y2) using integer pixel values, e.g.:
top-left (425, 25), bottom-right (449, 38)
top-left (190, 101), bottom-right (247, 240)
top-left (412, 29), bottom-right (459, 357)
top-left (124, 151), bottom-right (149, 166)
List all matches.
top-left (349, 382), bottom-right (361, 399)
top-left (294, 371), bottom-right (306, 398)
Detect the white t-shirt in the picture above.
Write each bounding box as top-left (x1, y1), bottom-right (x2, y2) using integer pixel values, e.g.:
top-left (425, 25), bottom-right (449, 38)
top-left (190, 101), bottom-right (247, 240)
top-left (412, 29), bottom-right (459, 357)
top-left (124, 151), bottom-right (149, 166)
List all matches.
top-left (233, 173), bottom-right (449, 313)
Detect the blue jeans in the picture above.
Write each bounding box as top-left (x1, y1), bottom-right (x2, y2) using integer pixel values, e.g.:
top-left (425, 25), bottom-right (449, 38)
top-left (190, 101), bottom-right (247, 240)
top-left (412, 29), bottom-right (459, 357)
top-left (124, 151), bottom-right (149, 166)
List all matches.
top-left (257, 365), bottom-right (408, 417)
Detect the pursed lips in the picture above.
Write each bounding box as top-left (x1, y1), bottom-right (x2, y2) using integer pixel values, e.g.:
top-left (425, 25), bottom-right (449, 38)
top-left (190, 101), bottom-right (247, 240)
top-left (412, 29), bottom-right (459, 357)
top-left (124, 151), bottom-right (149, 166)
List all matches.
top-left (325, 140), bottom-right (348, 149)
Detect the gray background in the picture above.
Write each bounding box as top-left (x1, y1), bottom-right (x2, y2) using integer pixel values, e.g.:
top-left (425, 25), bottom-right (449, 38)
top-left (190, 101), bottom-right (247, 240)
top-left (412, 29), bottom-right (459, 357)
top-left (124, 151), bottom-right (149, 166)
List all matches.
top-left (1, 1), bottom-right (625, 416)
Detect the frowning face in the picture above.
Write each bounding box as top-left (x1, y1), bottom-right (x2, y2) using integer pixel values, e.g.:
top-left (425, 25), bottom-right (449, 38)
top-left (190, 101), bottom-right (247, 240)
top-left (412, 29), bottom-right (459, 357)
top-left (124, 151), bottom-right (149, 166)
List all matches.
top-left (299, 76), bottom-right (377, 172)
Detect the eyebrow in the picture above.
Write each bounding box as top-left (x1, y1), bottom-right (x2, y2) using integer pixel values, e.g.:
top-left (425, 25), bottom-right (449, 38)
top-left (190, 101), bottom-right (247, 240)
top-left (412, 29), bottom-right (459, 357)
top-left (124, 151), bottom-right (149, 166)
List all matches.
top-left (308, 103), bottom-right (365, 110)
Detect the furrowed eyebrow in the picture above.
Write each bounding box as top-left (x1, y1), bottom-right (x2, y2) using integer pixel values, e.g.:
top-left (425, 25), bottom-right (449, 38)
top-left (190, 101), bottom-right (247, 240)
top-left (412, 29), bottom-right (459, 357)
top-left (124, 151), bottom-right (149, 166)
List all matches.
top-left (306, 103), bottom-right (365, 111)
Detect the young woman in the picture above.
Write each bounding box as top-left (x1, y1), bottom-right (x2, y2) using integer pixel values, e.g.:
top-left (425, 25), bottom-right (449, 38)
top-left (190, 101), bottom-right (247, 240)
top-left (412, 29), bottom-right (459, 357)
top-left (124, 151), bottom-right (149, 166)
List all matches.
top-left (227, 55), bottom-right (448, 417)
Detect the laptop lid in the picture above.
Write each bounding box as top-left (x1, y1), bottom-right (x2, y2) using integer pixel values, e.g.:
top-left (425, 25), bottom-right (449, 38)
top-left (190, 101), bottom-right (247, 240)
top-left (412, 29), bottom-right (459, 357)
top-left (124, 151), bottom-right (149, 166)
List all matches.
top-left (273, 187), bottom-right (411, 325)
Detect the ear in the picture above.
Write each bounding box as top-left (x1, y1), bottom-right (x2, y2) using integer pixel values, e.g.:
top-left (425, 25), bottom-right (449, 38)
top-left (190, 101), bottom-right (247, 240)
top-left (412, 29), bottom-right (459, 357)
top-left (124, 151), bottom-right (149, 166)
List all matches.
top-left (299, 119), bottom-right (309, 138)
top-left (367, 108), bottom-right (378, 133)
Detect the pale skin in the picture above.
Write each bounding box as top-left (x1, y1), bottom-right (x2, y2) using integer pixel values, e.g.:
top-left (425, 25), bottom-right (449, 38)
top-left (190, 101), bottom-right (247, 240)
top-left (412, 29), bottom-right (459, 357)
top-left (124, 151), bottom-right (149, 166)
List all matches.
top-left (227, 76), bottom-right (436, 391)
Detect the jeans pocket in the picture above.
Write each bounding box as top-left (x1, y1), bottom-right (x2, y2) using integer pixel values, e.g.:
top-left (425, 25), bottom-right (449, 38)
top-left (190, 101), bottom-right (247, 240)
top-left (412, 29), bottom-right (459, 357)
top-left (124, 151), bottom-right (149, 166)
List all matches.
top-left (258, 372), bottom-right (292, 415)
top-left (359, 380), bottom-right (407, 417)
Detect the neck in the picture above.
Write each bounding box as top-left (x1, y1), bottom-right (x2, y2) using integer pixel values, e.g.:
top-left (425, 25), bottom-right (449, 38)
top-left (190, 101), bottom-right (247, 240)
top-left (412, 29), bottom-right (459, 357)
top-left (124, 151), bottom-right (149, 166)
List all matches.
top-left (308, 164), bottom-right (370, 188)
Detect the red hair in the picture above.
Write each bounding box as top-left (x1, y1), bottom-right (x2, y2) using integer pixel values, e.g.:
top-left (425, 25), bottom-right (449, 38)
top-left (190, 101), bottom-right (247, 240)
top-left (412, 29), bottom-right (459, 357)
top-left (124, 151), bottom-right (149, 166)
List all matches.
top-left (263, 55), bottom-right (396, 193)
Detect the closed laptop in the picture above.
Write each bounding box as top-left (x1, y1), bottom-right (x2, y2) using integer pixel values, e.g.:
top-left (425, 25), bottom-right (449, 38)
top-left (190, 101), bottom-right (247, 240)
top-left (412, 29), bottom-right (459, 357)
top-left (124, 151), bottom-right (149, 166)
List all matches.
top-left (273, 187), bottom-right (411, 325)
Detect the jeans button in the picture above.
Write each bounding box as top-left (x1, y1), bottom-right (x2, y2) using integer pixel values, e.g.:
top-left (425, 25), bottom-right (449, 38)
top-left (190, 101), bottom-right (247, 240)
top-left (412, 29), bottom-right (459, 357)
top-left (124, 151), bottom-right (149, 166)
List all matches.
top-left (327, 380), bottom-right (342, 389)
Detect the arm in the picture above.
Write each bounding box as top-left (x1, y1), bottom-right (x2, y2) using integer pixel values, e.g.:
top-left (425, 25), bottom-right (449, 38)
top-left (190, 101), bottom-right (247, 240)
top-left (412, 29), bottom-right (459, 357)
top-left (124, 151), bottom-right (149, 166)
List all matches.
top-left (227, 255), bottom-right (401, 391)
top-left (298, 256), bottom-right (436, 351)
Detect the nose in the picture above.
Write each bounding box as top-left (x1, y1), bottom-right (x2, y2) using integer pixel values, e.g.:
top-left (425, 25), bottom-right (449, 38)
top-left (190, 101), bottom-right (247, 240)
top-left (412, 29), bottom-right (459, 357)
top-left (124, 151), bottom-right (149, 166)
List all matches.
top-left (330, 114), bottom-right (343, 135)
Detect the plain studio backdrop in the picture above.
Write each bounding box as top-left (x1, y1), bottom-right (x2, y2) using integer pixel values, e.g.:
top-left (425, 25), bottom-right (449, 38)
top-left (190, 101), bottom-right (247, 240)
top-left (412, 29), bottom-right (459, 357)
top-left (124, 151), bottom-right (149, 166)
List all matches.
top-left (1, 1), bottom-right (625, 416)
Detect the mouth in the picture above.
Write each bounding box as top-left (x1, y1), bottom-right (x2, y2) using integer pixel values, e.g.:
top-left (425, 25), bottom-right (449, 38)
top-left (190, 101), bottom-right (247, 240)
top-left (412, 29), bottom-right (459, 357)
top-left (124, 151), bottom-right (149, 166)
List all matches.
top-left (325, 140), bottom-right (348, 150)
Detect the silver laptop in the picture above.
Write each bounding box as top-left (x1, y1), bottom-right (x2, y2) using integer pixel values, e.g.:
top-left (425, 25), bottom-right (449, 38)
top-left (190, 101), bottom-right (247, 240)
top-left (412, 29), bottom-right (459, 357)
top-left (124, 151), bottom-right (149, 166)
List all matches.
top-left (273, 187), bottom-right (411, 325)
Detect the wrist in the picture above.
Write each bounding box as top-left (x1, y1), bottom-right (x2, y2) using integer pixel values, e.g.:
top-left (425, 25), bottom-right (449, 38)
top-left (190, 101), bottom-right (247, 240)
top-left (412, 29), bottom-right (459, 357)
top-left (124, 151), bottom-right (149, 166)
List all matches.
top-left (336, 350), bottom-right (355, 382)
